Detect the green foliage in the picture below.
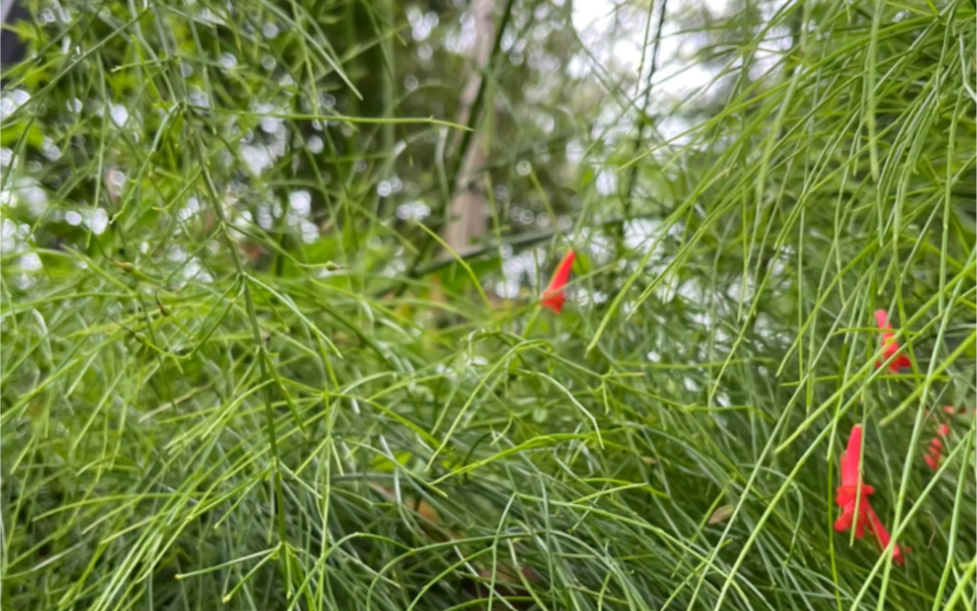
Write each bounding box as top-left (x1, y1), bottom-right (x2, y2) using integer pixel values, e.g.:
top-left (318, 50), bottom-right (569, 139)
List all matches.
top-left (1, 0), bottom-right (974, 610)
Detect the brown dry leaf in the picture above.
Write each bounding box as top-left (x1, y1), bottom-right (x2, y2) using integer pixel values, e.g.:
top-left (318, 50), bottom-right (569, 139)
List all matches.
top-left (708, 504), bottom-right (735, 525)
top-left (464, 564), bottom-right (542, 610)
top-left (429, 275), bottom-right (446, 304)
top-left (370, 485), bottom-right (440, 522)
top-left (370, 484), bottom-right (457, 539)
top-left (408, 496), bottom-right (441, 524)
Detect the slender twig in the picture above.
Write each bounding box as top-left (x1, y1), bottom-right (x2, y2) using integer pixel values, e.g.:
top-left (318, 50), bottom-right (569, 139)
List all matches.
top-left (623, 0), bottom-right (670, 211)
top-left (373, 211), bottom-right (670, 298)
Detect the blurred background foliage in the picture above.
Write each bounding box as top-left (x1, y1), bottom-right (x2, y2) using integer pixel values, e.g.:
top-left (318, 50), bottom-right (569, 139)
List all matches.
top-left (1, 0), bottom-right (975, 609)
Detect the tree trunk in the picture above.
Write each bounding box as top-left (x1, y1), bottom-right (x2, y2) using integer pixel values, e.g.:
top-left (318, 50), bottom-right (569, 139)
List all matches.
top-left (443, 0), bottom-right (493, 256)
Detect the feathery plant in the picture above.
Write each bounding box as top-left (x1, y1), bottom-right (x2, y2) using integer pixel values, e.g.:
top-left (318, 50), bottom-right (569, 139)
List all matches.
top-left (1, 0), bottom-right (974, 610)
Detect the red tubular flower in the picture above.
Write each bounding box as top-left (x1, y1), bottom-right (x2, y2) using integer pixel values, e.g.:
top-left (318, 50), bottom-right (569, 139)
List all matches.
top-left (541, 250), bottom-right (576, 313)
top-left (924, 424), bottom-right (950, 471)
top-left (834, 425), bottom-right (874, 538)
top-left (834, 424), bottom-right (909, 564)
top-left (874, 310), bottom-right (911, 372)
top-left (864, 503), bottom-right (908, 565)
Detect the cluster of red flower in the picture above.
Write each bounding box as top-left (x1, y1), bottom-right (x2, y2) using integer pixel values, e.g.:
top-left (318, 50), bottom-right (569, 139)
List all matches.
top-left (871, 310), bottom-right (959, 472)
top-left (540, 256), bottom-right (961, 566)
top-left (832, 311), bottom-right (967, 565)
top-left (833, 424), bottom-right (909, 564)
top-left (923, 406), bottom-right (971, 470)
top-left (874, 309), bottom-right (911, 372)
